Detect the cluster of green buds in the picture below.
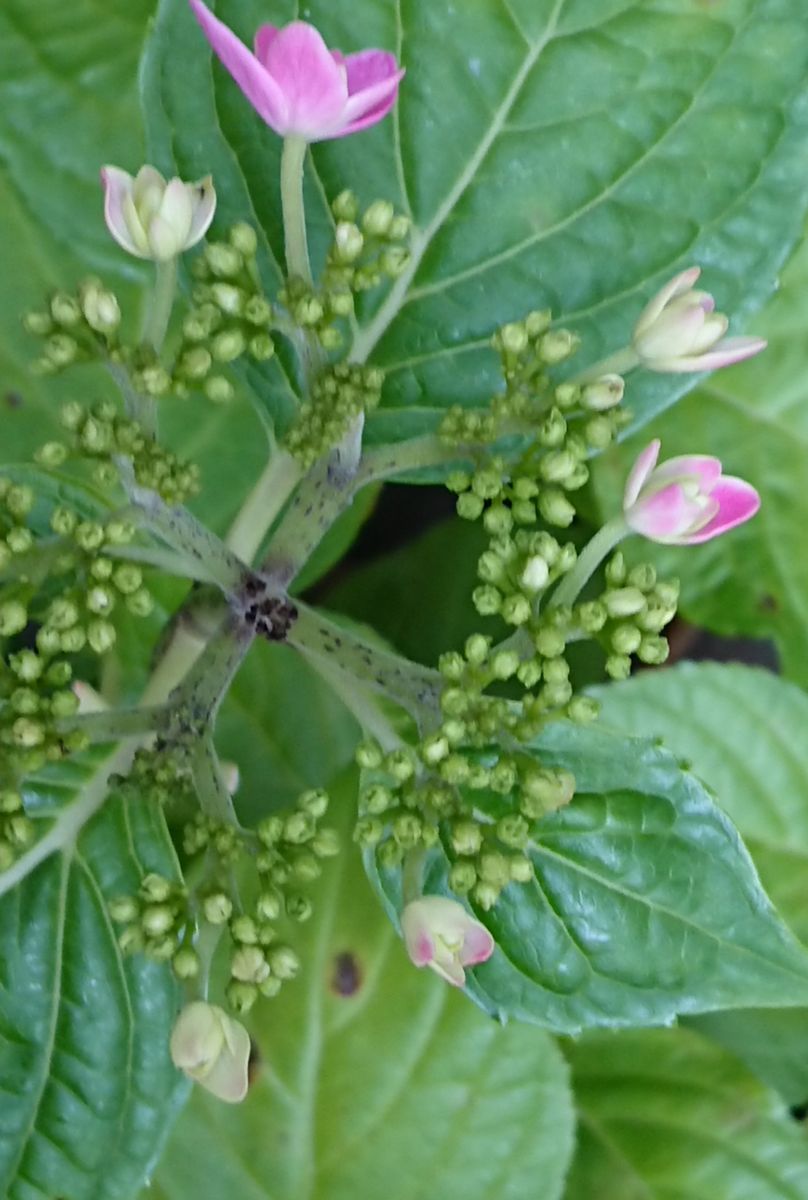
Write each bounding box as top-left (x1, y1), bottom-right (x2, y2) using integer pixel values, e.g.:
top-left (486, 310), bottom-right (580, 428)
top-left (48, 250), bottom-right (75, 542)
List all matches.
top-left (0, 647), bottom-right (86, 774)
top-left (54, 398), bottom-right (199, 504)
top-left (575, 552), bottom-right (677, 679)
top-left (0, 477), bottom-right (39, 572)
top-left (277, 275), bottom-right (352, 352)
top-left (284, 363), bottom-right (384, 468)
top-left (324, 192), bottom-right (411, 295)
top-left (24, 277), bottom-right (122, 375)
top-left (179, 223), bottom-right (276, 401)
top-left (0, 790), bottom-right (36, 871)
top-left (119, 743), bottom-right (195, 809)
top-left (354, 726), bottom-right (575, 910)
top-left (111, 872), bottom-right (199, 980)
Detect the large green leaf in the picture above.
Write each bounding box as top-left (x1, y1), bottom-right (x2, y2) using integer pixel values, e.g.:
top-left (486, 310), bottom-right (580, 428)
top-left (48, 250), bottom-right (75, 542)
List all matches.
top-left (0, 768), bottom-right (185, 1200)
top-left (147, 772), bottom-right (576, 1200)
top-left (564, 1026), bottom-right (808, 1200)
top-left (370, 721), bottom-right (808, 1032)
top-left (141, 0), bottom-right (808, 436)
top-left (591, 228), bottom-right (808, 683)
top-left (592, 661), bottom-right (808, 1105)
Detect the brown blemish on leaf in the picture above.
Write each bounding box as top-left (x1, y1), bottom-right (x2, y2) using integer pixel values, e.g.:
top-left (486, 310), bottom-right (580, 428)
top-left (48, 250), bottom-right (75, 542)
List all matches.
top-left (331, 950), bottom-right (362, 997)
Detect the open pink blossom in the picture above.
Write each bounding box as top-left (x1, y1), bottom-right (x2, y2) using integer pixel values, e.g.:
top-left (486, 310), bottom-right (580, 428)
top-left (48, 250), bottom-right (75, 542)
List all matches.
top-left (401, 896), bottom-right (494, 987)
top-left (623, 439), bottom-right (760, 544)
top-left (188, 0), bottom-right (404, 142)
top-left (632, 267), bottom-right (766, 373)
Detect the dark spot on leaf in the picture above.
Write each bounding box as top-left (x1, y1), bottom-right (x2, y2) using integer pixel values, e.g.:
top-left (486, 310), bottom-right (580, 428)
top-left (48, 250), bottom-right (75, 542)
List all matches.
top-left (331, 950), bottom-right (362, 997)
top-left (790, 1100), bottom-right (808, 1122)
top-left (759, 594), bottom-right (778, 614)
top-left (5, 390), bottom-right (22, 408)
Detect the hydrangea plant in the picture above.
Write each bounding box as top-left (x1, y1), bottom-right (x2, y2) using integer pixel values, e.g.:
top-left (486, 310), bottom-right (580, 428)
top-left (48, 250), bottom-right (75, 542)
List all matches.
top-left (4, 1), bottom-right (808, 1198)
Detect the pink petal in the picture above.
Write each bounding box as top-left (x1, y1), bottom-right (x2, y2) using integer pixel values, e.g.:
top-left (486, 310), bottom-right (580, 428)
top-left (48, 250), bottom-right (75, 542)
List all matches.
top-left (341, 65), bottom-right (406, 136)
top-left (254, 23), bottom-right (280, 65)
top-left (649, 454), bottom-right (723, 492)
top-left (678, 476), bottom-right (760, 544)
top-left (101, 166), bottom-right (143, 258)
top-left (665, 336), bottom-right (768, 373)
top-left (461, 922), bottom-right (495, 966)
top-left (636, 301), bottom-right (708, 361)
top-left (188, 0), bottom-right (288, 134)
top-left (634, 267), bottom-right (701, 336)
top-left (262, 21), bottom-right (347, 140)
top-left (626, 482), bottom-right (717, 542)
top-left (624, 440), bottom-right (661, 508)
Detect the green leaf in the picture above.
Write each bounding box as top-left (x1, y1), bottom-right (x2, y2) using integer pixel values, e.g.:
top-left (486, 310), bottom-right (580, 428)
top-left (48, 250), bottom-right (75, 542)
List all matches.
top-left (590, 228), bottom-right (808, 683)
top-left (371, 721), bottom-right (808, 1032)
top-left (564, 1025), bottom-right (808, 1200)
top-left (0, 775), bottom-right (185, 1200)
top-left (146, 772), bottom-right (576, 1200)
top-left (591, 661), bottom-right (808, 1104)
top-left (141, 0), bottom-right (808, 436)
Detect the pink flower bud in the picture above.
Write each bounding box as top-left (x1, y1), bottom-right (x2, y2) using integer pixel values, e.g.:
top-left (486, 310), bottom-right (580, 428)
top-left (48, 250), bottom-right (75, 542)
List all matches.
top-left (632, 268), bottom-right (766, 373)
top-left (623, 439), bottom-right (760, 545)
top-left (169, 1001), bottom-right (250, 1103)
top-left (101, 165), bottom-right (216, 262)
top-left (401, 896), bottom-right (494, 987)
top-left (188, 0), bottom-right (404, 142)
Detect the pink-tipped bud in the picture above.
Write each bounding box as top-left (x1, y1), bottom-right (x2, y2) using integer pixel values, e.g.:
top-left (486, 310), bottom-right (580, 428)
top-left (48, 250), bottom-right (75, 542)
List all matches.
top-left (169, 1001), bottom-right (250, 1103)
top-left (188, 0), bottom-right (405, 142)
top-left (632, 268), bottom-right (766, 373)
top-left (401, 896), bottom-right (494, 987)
top-left (101, 165), bottom-right (216, 262)
top-left (623, 439), bottom-right (760, 545)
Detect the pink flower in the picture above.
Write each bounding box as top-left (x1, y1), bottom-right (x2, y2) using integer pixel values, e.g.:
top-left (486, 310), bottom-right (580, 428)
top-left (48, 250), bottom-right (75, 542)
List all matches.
top-left (401, 896), bottom-right (494, 987)
top-left (188, 0), bottom-right (404, 142)
top-left (101, 165), bottom-right (216, 261)
top-left (632, 267), bottom-right (766, 373)
top-left (623, 439), bottom-right (760, 544)
top-left (169, 1002), bottom-right (250, 1103)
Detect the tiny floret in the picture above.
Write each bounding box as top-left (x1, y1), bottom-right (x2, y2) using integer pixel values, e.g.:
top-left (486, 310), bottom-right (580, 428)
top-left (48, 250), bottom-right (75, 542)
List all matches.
top-left (101, 165), bottom-right (216, 261)
top-left (188, 0), bottom-right (404, 142)
top-left (623, 439), bottom-right (760, 545)
top-left (401, 896), bottom-right (494, 987)
top-left (169, 1001), bottom-right (250, 1103)
top-left (632, 267), bottom-right (766, 373)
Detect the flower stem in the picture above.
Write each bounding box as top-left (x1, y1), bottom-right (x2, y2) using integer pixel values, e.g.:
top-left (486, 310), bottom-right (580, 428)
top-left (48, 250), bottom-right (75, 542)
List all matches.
top-left (225, 449), bottom-right (303, 564)
top-left (402, 848), bottom-right (426, 904)
top-left (549, 515), bottom-right (629, 609)
top-left (56, 704), bottom-right (169, 742)
top-left (143, 257), bottom-right (178, 353)
top-left (571, 346), bottom-right (640, 385)
top-left (281, 136), bottom-right (312, 284)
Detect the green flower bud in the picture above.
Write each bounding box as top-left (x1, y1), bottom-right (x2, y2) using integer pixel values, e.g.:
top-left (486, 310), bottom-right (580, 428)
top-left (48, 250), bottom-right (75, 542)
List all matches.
top-left (140, 874), bottom-right (173, 905)
top-left (179, 346), bottom-right (213, 380)
top-left (380, 247), bottom-right (409, 277)
top-left (298, 788), bottom-right (329, 818)
top-left (331, 190), bottom-right (359, 221)
top-left (509, 855), bottom-right (534, 883)
top-left (0, 600), bottom-right (28, 637)
top-left (483, 504), bottom-right (513, 536)
top-left (126, 588), bottom-right (154, 618)
top-left (50, 292), bottom-right (82, 327)
top-left (604, 587), bottom-right (646, 618)
top-left (35, 440), bottom-right (68, 468)
top-left (654, 579), bottom-right (680, 608)
top-left (521, 768), bottom-right (575, 816)
top-left (10, 650), bottom-right (42, 682)
top-left (312, 828), bottom-right (340, 858)
top-left (363, 785), bottom-right (393, 816)
top-left (605, 654), bottom-right (632, 681)
top-left (111, 564), bottom-right (142, 596)
top-left (511, 499), bottom-right (537, 525)
top-left (109, 895), bottom-right (139, 924)
top-left (362, 200), bottom-right (395, 236)
top-left (202, 892), bottom-right (233, 925)
top-left (568, 695), bottom-right (600, 724)
top-left (392, 813), bottom-right (423, 849)
top-left (59, 627), bottom-right (86, 654)
top-left (520, 555), bottom-right (550, 593)
top-left (471, 468), bottom-right (502, 501)
top-left (36, 627), bottom-right (61, 656)
top-left (517, 658), bottom-right (542, 688)
top-left (355, 739), bottom-right (383, 769)
top-left (611, 623), bottom-right (642, 655)
top-left (491, 649), bottom-right (520, 680)
top-left (283, 811), bottom-right (316, 844)
top-left (445, 471), bottom-right (470, 495)
top-left (539, 450), bottom-right (577, 484)
top-left (538, 489), bottom-right (575, 528)
top-left (439, 753), bottom-right (470, 785)
top-left (257, 815), bottom-right (284, 846)
top-left (6, 527), bottom-right (33, 554)
top-left (75, 521), bottom-right (105, 552)
top-left (211, 329), bottom-right (246, 363)
top-left (354, 816), bottom-right (383, 846)
top-left (451, 820), bottom-right (483, 857)
top-left (637, 635), bottom-right (669, 665)
top-left (577, 600), bottom-right (607, 633)
top-left (388, 214), bottom-right (410, 241)
top-left (605, 552), bottom-right (627, 586)
top-left (226, 980), bottom-right (258, 1015)
top-left (5, 485), bottom-right (34, 518)
top-left (449, 860), bottom-right (478, 894)
top-left (86, 585), bottom-right (115, 617)
top-left (501, 594), bottom-right (531, 626)
top-left (456, 492), bottom-right (484, 521)
top-left (472, 881), bottom-right (500, 911)
top-left (105, 520), bottom-right (135, 545)
top-left (205, 242), bottom-right (242, 278)
top-left (142, 904), bottom-right (175, 937)
top-left (231, 945), bottom-right (270, 984)
top-left (231, 914), bottom-right (258, 945)
top-left (465, 634), bottom-right (491, 666)
top-left (334, 221), bottom-right (364, 263)
top-left (50, 689), bottom-right (79, 719)
top-left (118, 926), bottom-right (145, 955)
top-left (80, 284), bottom-right (121, 334)
top-left (496, 813), bottom-right (530, 850)
top-left (421, 734), bottom-right (450, 765)
top-left (249, 333), bottom-right (276, 361)
top-left (581, 374), bottom-right (624, 411)
top-left (539, 329), bottom-right (579, 364)
top-left (472, 585), bottom-right (502, 616)
top-left (259, 975), bottom-right (282, 999)
top-left (172, 947), bottom-right (200, 980)
top-left (23, 310), bottom-right (54, 335)
top-left (291, 853), bottom-right (321, 882)
top-left (628, 563), bottom-right (657, 591)
top-left (269, 945), bottom-right (300, 980)
top-left (533, 626), bottom-right (565, 658)
top-left (229, 221), bottom-right (258, 256)
top-left (244, 294), bottom-right (272, 325)
top-left (499, 321), bottom-right (528, 354)
top-left (87, 620), bottom-right (116, 655)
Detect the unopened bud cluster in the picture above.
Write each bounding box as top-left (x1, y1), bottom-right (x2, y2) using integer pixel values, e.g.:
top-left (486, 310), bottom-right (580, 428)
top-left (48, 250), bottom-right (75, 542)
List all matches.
top-left (284, 363), bottom-right (384, 469)
top-left (180, 224), bottom-right (276, 402)
top-left (0, 789), bottom-right (36, 872)
top-left (24, 277), bottom-right (122, 375)
top-left (0, 644), bottom-right (86, 774)
top-left (117, 743), bottom-right (194, 809)
top-left (111, 872), bottom-right (199, 979)
top-left (56, 398), bottom-right (199, 504)
top-left (574, 552), bottom-right (677, 679)
top-left (324, 191), bottom-right (411, 296)
top-left (354, 726), bottom-right (575, 909)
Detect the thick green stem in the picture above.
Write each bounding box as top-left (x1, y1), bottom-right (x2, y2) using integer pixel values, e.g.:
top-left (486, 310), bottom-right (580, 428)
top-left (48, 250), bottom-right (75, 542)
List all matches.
top-left (281, 136), bottom-right (312, 285)
top-left (143, 257), bottom-right (178, 353)
top-left (402, 848), bottom-right (427, 904)
top-left (106, 361), bottom-right (156, 438)
top-left (288, 601), bottom-right (442, 724)
top-left (357, 434), bottom-right (472, 485)
top-left (549, 515), bottom-right (629, 609)
top-left (571, 346), bottom-right (640, 385)
top-left (56, 704), bottom-right (169, 742)
top-left (225, 449), bottom-right (303, 564)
